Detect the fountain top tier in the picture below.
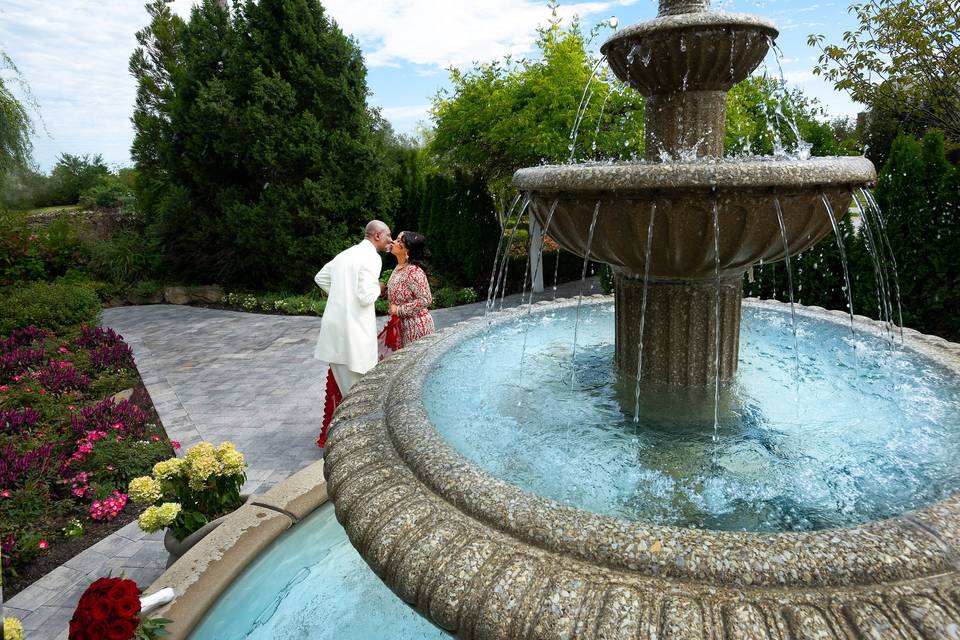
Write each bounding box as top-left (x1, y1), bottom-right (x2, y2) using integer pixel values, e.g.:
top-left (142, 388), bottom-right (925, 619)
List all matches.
top-left (600, 9), bottom-right (777, 97)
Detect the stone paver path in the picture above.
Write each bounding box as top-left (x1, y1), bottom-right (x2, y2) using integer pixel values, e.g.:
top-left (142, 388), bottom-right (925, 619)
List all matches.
top-left (5, 277), bottom-right (599, 639)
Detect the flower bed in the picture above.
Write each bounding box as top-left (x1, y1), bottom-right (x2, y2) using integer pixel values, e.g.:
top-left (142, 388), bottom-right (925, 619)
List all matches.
top-left (0, 324), bottom-right (174, 598)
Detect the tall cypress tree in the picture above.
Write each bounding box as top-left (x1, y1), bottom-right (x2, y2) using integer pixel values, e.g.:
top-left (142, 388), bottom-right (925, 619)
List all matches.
top-left (132, 0), bottom-right (393, 289)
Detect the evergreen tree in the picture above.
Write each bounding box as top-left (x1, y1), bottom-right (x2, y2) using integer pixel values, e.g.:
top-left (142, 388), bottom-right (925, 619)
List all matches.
top-left (130, 0), bottom-right (394, 289)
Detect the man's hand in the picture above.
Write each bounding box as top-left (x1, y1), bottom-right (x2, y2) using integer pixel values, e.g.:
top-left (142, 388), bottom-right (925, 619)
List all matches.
top-left (379, 282), bottom-right (387, 297)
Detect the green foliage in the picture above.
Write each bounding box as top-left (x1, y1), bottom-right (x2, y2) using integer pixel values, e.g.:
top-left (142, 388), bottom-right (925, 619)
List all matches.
top-left (430, 7), bottom-right (644, 200)
top-left (220, 290), bottom-right (326, 316)
top-left (744, 131), bottom-right (960, 342)
top-left (85, 229), bottom-right (163, 287)
top-left (0, 53), bottom-right (34, 192)
top-left (809, 0), bottom-right (960, 141)
top-left (76, 438), bottom-right (171, 493)
top-left (47, 153), bottom-right (109, 206)
top-left (598, 263), bottom-right (614, 294)
top-left (0, 212), bottom-right (45, 285)
top-left (79, 174), bottom-right (136, 211)
top-left (419, 171), bottom-right (501, 290)
top-left (132, 0), bottom-right (394, 290)
top-left (35, 215), bottom-right (92, 278)
top-left (725, 76), bottom-right (860, 157)
top-left (0, 282), bottom-right (101, 334)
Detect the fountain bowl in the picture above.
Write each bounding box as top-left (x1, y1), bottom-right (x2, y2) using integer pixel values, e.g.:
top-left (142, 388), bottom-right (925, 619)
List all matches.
top-left (324, 296), bottom-right (960, 639)
top-left (601, 12), bottom-right (778, 95)
top-left (513, 156), bottom-right (876, 279)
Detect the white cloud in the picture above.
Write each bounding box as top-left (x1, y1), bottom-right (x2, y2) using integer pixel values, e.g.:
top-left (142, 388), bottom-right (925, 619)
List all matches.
top-left (321, 0), bottom-right (635, 69)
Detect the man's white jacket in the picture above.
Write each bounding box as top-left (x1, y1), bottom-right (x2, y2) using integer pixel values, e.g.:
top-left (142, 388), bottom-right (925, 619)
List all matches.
top-left (313, 238), bottom-right (382, 374)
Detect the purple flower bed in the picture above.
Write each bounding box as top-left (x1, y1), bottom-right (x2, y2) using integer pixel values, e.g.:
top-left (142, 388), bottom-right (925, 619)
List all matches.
top-left (0, 348), bottom-right (47, 382)
top-left (0, 443), bottom-right (58, 488)
top-left (70, 398), bottom-right (150, 440)
top-left (0, 327), bottom-right (49, 352)
top-left (36, 367), bottom-right (91, 395)
top-left (0, 407), bottom-right (41, 434)
top-left (89, 342), bottom-right (134, 371)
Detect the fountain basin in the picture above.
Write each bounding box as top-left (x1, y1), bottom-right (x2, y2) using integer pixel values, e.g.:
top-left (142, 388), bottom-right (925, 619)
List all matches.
top-left (601, 12), bottom-right (778, 95)
top-left (324, 298), bottom-right (960, 638)
top-left (513, 157), bottom-right (876, 279)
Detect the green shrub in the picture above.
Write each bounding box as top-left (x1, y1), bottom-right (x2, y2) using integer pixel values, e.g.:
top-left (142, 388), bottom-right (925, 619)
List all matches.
top-left (432, 287), bottom-right (456, 309)
top-left (0, 282), bottom-right (101, 335)
top-left (455, 287), bottom-right (478, 304)
top-left (37, 215), bottom-right (92, 277)
top-left (0, 212), bottom-right (45, 285)
top-left (79, 175), bottom-right (135, 211)
top-left (86, 230), bottom-right (162, 286)
top-left (55, 270), bottom-right (116, 302)
top-left (599, 264), bottom-right (614, 294)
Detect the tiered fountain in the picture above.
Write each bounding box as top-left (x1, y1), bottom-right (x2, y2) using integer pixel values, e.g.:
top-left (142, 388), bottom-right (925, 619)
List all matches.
top-left (323, 1), bottom-right (960, 637)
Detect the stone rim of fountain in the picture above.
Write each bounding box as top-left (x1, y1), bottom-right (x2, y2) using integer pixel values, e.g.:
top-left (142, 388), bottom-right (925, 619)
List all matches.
top-left (513, 156), bottom-right (876, 193)
top-left (325, 298), bottom-right (960, 636)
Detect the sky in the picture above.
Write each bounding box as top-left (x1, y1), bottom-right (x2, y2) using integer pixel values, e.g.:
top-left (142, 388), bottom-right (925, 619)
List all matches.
top-left (0, 0), bottom-right (862, 172)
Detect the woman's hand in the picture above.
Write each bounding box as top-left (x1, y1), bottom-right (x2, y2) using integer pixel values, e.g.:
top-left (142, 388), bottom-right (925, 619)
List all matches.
top-left (388, 303), bottom-right (398, 316)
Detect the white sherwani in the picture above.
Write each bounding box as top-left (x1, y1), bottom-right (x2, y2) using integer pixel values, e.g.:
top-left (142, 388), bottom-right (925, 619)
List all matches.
top-left (313, 239), bottom-right (382, 377)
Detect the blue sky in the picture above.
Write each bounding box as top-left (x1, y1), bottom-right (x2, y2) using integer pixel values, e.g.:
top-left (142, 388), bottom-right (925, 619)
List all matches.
top-left (0, 0), bottom-right (861, 172)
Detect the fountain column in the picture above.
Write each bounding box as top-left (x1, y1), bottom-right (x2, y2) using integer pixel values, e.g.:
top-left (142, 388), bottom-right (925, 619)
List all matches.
top-left (620, 0), bottom-right (738, 387)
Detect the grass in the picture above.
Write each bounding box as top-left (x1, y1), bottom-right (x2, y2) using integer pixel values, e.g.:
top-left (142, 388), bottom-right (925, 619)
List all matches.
top-left (21, 204), bottom-right (83, 216)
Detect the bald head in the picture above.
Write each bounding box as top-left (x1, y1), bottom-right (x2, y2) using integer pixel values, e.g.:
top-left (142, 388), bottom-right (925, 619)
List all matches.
top-left (364, 219), bottom-right (392, 252)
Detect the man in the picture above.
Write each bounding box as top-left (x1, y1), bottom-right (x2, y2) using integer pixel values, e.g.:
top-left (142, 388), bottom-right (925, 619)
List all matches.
top-left (314, 220), bottom-right (392, 394)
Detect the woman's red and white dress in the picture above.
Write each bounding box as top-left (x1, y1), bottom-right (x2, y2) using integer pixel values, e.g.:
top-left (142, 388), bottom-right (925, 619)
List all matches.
top-left (387, 264), bottom-right (435, 347)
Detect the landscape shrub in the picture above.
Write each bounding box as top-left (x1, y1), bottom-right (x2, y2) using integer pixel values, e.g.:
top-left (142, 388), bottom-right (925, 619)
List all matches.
top-left (0, 283), bottom-right (100, 335)
top-left (85, 230), bottom-right (162, 286)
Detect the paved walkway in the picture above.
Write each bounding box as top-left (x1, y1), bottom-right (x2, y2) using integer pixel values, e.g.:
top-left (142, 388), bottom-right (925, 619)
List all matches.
top-left (5, 277), bottom-right (600, 639)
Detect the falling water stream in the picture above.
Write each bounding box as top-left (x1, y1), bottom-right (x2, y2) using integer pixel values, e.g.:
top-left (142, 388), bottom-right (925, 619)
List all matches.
top-left (773, 197), bottom-right (801, 399)
top-left (632, 202), bottom-right (657, 423)
top-left (570, 200), bottom-right (602, 385)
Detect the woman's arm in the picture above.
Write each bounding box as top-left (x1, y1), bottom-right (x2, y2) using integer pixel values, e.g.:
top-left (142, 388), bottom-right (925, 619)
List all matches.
top-left (395, 267), bottom-right (433, 317)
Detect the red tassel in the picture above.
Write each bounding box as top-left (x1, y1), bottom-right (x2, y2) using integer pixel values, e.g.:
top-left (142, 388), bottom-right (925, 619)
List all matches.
top-left (318, 367), bottom-right (342, 449)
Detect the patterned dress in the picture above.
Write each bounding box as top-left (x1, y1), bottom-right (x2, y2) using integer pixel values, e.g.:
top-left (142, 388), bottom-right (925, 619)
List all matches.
top-left (387, 264), bottom-right (435, 348)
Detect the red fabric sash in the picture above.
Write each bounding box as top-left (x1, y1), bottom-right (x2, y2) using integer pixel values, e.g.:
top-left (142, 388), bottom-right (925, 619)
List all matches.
top-left (317, 367), bottom-right (342, 449)
top-left (319, 316), bottom-right (400, 450)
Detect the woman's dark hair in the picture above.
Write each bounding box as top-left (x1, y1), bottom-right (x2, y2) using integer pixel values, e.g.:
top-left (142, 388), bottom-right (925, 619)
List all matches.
top-left (400, 231), bottom-right (428, 273)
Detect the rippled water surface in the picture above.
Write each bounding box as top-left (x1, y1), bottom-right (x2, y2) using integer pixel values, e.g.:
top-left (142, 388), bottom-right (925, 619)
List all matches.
top-left (189, 503), bottom-right (446, 639)
top-left (424, 303), bottom-right (960, 532)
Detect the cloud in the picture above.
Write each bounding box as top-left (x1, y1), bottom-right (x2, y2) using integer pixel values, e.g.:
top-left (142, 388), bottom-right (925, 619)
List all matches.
top-left (784, 70), bottom-right (815, 84)
top-left (321, 0), bottom-right (635, 70)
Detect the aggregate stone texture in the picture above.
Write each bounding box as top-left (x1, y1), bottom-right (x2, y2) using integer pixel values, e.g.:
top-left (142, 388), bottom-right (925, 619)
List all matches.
top-left (324, 295), bottom-right (960, 640)
top-left (3, 280), bottom-right (598, 640)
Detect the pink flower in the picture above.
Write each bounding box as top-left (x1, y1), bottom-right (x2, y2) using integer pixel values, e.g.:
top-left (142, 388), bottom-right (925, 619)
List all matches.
top-left (12, 374), bottom-right (24, 382)
top-left (0, 385), bottom-right (8, 392)
top-left (68, 405), bottom-right (76, 410)
top-left (58, 346), bottom-right (69, 354)
top-left (171, 441), bottom-right (181, 450)
top-left (106, 465), bottom-right (114, 471)
top-left (38, 539), bottom-right (49, 549)
top-left (89, 491), bottom-right (127, 521)
top-left (110, 422), bottom-right (124, 430)
top-left (1, 490), bottom-right (10, 498)
top-left (38, 389), bottom-right (46, 395)
top-left (150, 435), bottom-right (161, 442)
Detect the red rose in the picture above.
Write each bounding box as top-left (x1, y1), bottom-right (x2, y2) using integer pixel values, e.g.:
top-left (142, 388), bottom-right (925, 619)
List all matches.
top-left (115, 596), bottom-right (141, 619)
top-left (90, 621), bottom-right (109, 639)
top-left (107, 618), bottom-right (138, 640)
top-left (108, 579), bottom-right (140, 601)
top-left (90, 598), bottom-right (113, 621)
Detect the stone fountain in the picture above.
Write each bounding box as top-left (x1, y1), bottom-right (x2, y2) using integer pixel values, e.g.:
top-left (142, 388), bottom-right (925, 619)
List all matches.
top-left (514, 0), bottom-right (874, 387)
top-left (324, 1), bottom-right (960, 638)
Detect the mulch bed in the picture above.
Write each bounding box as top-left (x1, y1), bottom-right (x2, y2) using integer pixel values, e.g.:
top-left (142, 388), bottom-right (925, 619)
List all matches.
top-left (3, 507), bottom-right (144, 600)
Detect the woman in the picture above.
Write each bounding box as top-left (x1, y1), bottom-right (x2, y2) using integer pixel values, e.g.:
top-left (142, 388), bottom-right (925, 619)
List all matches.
top-left (386, 231), bottom-right (435, 348)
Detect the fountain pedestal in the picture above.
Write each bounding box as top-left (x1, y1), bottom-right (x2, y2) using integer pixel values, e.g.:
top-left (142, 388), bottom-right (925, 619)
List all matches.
top-left (614, 273), bottom-right (741, 386)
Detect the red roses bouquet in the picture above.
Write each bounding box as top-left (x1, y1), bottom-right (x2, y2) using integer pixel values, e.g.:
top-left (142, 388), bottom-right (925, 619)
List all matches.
top-left (68, 576), bottom-right (170, 640)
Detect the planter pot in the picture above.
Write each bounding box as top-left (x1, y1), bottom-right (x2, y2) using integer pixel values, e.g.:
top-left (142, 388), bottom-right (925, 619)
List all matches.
top-left (162, 495), bottom-right (252, 567)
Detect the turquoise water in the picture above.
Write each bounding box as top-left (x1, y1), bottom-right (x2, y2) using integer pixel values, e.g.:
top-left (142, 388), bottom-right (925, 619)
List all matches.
top-left (189, 503), bottom-right (447, 639)
top-left (424, 303), bottom-right (960, 532)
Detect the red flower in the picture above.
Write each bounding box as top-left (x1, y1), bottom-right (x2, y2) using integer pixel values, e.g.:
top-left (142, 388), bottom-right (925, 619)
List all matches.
top-left (1, 490), bottom-right (10, 498)
top-left (89, 621), bottom-right (109, 639)
top-left (115, 596), bottom-right (141, 619)
top-left (109, 580), bottom-right (140, 601)
top-left (171, 440), bottom-right (181, 449)
top-left (107, 618), bottom-right (138, 640)
top-left (38, 539), bottom-right (49, 549)
top-left (90, 598), bottom-right (113, 621)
